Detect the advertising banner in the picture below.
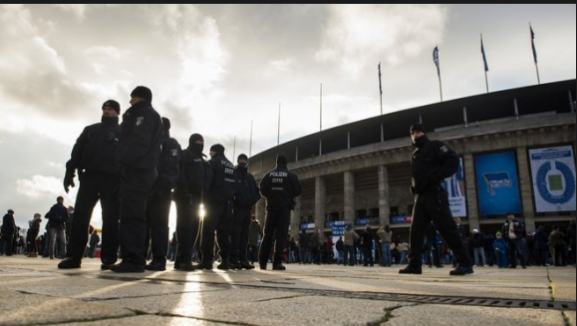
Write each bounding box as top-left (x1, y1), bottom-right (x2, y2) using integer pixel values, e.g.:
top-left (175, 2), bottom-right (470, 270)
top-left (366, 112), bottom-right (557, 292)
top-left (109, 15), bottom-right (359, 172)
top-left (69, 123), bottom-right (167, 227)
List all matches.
top-left (529, 145), bottom-right (576, 212)
top-left (474, 151), bottom-right (522, 216)
top-left (443, 157), bottom-right (467, 218)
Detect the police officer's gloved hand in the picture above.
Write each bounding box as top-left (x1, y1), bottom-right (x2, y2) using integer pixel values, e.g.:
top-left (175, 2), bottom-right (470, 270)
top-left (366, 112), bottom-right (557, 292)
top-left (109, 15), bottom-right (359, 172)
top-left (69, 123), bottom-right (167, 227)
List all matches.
top-left (63, 171), bottom-right (75, 194)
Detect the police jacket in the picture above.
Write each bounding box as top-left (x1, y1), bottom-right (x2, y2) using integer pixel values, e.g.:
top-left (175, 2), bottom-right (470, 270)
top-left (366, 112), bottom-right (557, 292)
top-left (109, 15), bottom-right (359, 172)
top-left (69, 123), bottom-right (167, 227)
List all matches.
top-left (259, 163), bottom-right (302, 210)
top-left (66, 116), bottom-right (120, 176)
top-left (234, 165), bottom-right (260, 208)
top-left (206, 153), bottom-right (237, 203)
top-left (1, 213), bottom-right (16, 234)
top-left (116, 100), bottom-right (163, 170)
top-left (411, 135), bottom-right (459, 194)
top-left (153, 131), bottom-right (181, 192)
top-left (174, 148), bottom-right (210, 198)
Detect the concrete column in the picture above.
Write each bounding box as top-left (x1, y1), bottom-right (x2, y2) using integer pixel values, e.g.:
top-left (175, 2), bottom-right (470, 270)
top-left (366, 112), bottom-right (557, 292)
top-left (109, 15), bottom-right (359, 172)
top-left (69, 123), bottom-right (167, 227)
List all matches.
top-left (315, 176), bottom-right (326, 232)
top-left (464, 153), bottom-right (479, 232)
top-left (255, 197), bottom-right (266, 226)
top-left (290, 199), bottom-right (301, 240)
top-left (378, 165), bottom-right (390, 226)
top-left (517, 146), bottom-right (536, 232)
top-left (344, 171), bottom-right (355, 225)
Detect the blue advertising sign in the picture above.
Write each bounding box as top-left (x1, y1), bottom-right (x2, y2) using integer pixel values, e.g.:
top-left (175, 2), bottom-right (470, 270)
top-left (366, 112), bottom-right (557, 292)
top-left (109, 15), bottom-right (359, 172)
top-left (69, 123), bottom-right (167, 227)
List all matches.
top-left (390, 215), bottom-right (412, 224)
top-left (355, 217), bottom-right (379, 226)
top-left (474, 151), bottom-right (522, 216)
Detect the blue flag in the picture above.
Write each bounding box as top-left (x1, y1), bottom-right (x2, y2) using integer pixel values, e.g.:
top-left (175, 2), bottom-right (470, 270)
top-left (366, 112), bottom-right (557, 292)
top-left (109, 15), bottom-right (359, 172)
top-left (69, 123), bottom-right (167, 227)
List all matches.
top-left (530, 25), bottom-right (537, 64)
top-left (433, 46), bottom-right (440, 77)
top-left (481, 36), bottom-right (489, 72)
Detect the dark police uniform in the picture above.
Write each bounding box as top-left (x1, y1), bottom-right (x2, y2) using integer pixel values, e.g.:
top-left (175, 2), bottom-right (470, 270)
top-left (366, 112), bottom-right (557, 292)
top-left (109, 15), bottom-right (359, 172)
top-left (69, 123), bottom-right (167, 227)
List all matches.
top-left (402, 125), bottom-right (473, 275)
top-left (197, 147), bottom-right (237, 270)
top-left (230, 159), bottom-right (261, 269)
top-left (258, 155), bottom-right (302, 270)
top-left (114, 99), bottom-right (163, 271)
top-left (173, 134), bottom-right (209, 271)
top-left (63, 115), bottom-right (120, 266)
top-left (145, 118), bottom-right (181, 270)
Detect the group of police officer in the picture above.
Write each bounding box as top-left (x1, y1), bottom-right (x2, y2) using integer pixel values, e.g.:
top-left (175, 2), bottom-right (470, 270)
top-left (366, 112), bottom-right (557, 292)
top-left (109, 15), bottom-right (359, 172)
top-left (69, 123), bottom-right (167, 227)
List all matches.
top-left (57, 85), bottom-right (304, 273)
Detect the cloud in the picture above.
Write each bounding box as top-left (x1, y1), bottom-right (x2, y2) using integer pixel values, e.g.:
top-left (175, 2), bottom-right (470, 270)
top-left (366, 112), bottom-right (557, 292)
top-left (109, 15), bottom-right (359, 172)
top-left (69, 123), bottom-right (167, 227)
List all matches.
top-left (317, 4), bottom-right (447, 76)
top-left (269, 58), bottom-right (294, 72)
top-left (53, 4), bottom-right (89, 21)
top-left (0, 4), bottom-right (95, 118)
top-left (16, 175), bottom-right (65, 199)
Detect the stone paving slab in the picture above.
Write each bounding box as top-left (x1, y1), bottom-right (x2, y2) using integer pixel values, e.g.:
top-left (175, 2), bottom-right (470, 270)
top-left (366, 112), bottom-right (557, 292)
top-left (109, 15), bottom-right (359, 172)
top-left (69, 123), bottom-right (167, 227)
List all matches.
top-left (0, 289), bottom-right (135, 326)
top-left (1, 273), bottom-right (223, 300)
top-left (57, 315), bottom-right (233, 326)
top-left (383, 303), bottom-right (567, 326)
top-left (107, 292), bottom-right (412, 326)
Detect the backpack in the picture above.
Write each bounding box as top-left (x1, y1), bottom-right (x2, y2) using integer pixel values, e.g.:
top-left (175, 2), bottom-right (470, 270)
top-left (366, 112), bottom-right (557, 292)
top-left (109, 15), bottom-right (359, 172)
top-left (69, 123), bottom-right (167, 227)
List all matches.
top-left (235, 173), bottom-right (260, 208)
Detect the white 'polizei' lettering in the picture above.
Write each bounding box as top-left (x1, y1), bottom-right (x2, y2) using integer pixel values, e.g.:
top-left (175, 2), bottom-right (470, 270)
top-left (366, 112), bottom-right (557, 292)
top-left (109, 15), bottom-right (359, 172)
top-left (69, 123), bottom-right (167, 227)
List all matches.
top-left (270, 171), bottom-right (287, 177)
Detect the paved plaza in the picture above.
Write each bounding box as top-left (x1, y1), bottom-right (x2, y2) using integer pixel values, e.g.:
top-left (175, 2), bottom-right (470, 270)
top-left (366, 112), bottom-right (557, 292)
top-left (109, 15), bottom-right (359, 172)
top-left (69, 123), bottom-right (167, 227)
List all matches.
top-left (0, 257), bottom-right (575, 326)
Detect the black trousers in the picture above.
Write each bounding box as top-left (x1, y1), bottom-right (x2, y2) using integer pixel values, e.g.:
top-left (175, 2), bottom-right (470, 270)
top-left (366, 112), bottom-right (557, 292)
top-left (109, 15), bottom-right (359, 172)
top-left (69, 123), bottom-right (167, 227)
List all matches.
top-left (230, 206), bottom-right (252, 264)
top-left (408, 189), bottom-right (472, 268)
top-left (259, 208), bottom-right (291, 265)
top-left (2, 233), bottom-right (14, 256)
top-left (119, 168), bottom-right (156, 266)
top-left (200, 200), bottom-right (233, 263)
top-left (145, 189), bottom-right (172, 262)
top-left (174, 194), bottom-right (201, 263)
top-left (66, 172), bottom-right (120, 264)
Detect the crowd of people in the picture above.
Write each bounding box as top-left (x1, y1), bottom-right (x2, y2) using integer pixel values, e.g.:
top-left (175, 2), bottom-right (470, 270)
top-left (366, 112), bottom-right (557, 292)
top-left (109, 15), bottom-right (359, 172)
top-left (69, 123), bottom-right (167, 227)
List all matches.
top-left (1, 85), bottom-right (303, 274)
top-left (1, 104), bottom-right (576, 276)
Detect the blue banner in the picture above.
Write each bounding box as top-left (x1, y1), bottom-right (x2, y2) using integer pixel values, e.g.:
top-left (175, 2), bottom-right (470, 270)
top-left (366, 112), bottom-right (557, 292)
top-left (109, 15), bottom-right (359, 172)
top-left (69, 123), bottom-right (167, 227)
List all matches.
top-left (474, 151), bottom-right (522, 216)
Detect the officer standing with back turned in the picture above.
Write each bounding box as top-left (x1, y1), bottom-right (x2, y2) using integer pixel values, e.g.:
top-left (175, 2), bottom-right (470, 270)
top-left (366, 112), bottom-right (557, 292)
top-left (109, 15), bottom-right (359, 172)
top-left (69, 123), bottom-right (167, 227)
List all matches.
top-left (399, 123), bottom-right (473, 276)
top-left (258, 154), bottom-right (302, 271)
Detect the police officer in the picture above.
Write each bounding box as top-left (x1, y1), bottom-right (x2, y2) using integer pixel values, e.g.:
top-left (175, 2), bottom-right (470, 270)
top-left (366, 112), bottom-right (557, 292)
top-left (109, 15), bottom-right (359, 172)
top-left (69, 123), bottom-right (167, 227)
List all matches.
top-left (111, 86), bottom-right (163, 273)
top-left (144, 117), bottom-right (181, 271)
top-left (58, 100), bottom-right (122, 269)
top-left (173, 133), bottom-right (209, 271)
top-left (195, 144), bottom-right (237, 271)
top-left (1, 209), bottom-right (17, 256)
top-left (258, 154), bottom-right (302, 270)
top-left (230, 153), bottom-right (261, 269)
top-left (399, 123), bottom-right (473, 276)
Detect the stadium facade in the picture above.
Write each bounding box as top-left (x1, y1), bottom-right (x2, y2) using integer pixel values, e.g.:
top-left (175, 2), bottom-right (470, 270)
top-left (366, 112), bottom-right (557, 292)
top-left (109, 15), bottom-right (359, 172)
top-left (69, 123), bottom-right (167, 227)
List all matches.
top-left (249, 79), bottom-right (577, 241)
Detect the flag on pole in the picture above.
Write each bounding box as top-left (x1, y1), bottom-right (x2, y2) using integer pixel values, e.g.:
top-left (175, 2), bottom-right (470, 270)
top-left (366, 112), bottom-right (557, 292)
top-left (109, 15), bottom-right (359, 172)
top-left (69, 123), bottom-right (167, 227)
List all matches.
top-left (481, 35), bottom-right (489, 72)
top-left (378, 62), bottom-right (382, 95)
top-left (433, 46), bottom-right (440, 77)
top-left (530, 24), bottom-right (538, 64)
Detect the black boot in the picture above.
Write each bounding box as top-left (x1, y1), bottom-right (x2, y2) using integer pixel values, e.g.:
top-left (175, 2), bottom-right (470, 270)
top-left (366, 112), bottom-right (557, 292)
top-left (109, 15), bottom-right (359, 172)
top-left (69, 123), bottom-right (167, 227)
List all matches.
top-left (145, 259), bottom-right (166, 271)
top-left (58, 257), bottom-right (81, 269)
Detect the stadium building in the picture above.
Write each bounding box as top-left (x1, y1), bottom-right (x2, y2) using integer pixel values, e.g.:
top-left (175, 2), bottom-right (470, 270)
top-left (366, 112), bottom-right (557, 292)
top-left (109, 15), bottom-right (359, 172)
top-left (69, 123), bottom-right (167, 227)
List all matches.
top-left (249, 79), bottom-right (576, 242)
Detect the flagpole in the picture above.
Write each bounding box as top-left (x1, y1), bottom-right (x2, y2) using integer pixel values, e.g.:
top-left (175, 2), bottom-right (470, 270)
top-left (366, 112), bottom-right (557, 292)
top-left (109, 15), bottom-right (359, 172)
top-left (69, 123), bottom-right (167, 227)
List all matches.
top-left (232, 135), bottom-right (236, 160)
top-left (438, 74), bottom-right (443, 102)
top-left (530, 23), bottom-right (541, 85)
top-left (378, 62), bottom-right (383, 115)
top-left (320, 83), bottom-right (323, 132)
top-left (277, 103), bottom-right (281, 146)
top-left (481, 34), bottom-right (489, 93)
top-left (249, 120), bottom-right (253, 157)
top-left (319, 83), bottom-right (323, 155)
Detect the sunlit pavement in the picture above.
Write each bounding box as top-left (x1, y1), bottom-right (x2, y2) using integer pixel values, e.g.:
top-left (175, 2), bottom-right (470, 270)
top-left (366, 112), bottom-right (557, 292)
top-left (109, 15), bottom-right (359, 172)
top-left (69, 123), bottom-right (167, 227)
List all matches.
top-left (1, 256), bottom-right (575, 326)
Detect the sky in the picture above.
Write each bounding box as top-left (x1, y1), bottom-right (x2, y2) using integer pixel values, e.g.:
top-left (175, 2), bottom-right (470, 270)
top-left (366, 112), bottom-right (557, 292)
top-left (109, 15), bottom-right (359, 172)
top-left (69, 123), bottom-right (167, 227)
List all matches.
top-left (1, 4), bottom-right (575, 234)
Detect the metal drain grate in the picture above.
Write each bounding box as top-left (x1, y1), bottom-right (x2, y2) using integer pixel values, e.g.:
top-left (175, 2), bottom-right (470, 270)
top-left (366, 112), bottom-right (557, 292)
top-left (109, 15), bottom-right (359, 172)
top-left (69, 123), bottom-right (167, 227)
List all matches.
top-left (283, 288), bottom-right (576, 311)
